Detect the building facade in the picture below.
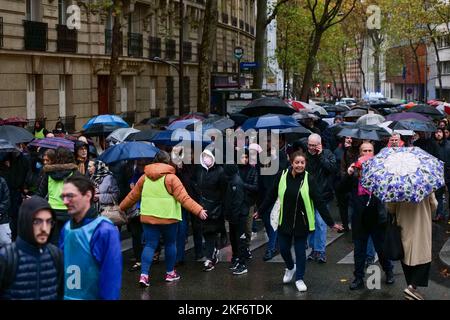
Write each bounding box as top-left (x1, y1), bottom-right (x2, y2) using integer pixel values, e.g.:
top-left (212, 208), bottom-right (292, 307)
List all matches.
top-left (0, 0), bottom-right (256, 131)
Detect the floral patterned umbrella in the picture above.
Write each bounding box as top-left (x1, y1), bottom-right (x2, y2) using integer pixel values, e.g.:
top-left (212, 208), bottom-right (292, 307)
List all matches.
top-left (360, 147), bottom-right (445, 203)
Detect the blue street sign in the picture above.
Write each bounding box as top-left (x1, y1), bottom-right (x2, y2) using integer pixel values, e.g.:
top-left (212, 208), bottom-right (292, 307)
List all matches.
top-left (240, 62), bottom-right (258, 69)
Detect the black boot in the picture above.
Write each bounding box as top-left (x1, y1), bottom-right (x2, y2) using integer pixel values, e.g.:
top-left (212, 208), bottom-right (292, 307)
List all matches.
top-left (349, 278), bottom-right (365, 290)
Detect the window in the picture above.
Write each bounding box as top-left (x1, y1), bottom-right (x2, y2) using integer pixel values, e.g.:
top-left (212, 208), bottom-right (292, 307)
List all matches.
top-left (166, 76), bottom-right (174, 115)
top-left (183, 76), bottom-right (190, 111)
top-left (149, 77), bottom-right (157, 112)
top-left (58, 0), bottom-right (70, 25)
top-left (26, 0), bottom-right (41, 21)
top-left (438, 35), bottom-right (450, 49)
top-left (440, 61), bottom-right (450, 74)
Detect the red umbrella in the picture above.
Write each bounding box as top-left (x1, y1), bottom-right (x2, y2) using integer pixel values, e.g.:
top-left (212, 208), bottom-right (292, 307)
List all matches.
top-left (2, 117), bottom-right (28, 126)
top-left (288, 100), bottom-right (306, 111)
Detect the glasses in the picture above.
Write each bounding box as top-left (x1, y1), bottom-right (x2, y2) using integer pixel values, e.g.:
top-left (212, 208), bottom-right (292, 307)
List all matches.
top-left (60, 193), bottom-right (77, 201)
top-left (32, 218), bottom-right (55, 227)
top-left (307, 144), bottom-right (318, 148)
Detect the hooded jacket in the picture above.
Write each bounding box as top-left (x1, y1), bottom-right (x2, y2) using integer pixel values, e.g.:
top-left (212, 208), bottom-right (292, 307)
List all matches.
top-left (119, 163), bottom-right (204, 225)
top-left (0, 176), bottom-right (10, 225)
top-left (0, 196), bottom-right (63, 300)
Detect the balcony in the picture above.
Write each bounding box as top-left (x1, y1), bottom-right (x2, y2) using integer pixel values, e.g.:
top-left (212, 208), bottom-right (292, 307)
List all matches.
top-left (56, 24), bottom-right (77, 53)
top-left (239, 20), bottom-right (244, 30)
top-left (128, 32), bottom-right (143, 57)
top-left (0, 17), bottom-right (3, 48)
top-left (165, 39), bottom-right (176, 60)
top-left (221, 13), bottom-right (229, 24)
top-left (183, 41), bottom-right (192, 61)
top-left (231, 17), bottom-right (237, 27)
top-left (105, 29), bottom-right (123, 55)
top-left (250, 26), bottom-right (255, 35)
top-left (24, 20), bottom-right (47, 51)
top-left (149, 36), bottom-right (161, 58)
top-left (245, 23), bottom-right (250, 33)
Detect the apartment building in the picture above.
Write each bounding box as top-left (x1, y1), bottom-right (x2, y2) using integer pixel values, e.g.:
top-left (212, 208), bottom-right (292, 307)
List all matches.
top-left (0, 0), bottom-right (256, 131)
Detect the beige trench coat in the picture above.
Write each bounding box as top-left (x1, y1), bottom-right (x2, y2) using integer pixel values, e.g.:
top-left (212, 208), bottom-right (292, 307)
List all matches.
top-left (386, 193), bottom-right (437, 266)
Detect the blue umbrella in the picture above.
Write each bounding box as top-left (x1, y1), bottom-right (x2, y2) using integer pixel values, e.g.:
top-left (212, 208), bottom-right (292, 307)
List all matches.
top-left (151, 129), bottom-right (210, 146)
top-left (98, 141), bottom-right (160, 164)
top-left (241, 114), bottom-right (299, 131)
top-left (82, 114), bottom-right (129, 130)
top-left (166, 119), bottom-right (201, 130)
top-left (28, 137), bottom-right (75, 151)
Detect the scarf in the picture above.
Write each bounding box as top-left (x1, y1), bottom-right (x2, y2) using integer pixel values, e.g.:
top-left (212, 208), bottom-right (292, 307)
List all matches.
top-left (92, 160), bottom-right (112, 186)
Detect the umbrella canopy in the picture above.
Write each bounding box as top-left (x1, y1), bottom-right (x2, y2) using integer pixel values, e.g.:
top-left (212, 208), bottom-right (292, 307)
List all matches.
top-left (356, 114), bottom-right (385, 126)
top-left (385, 112), bottom-right (430, 122)
top-left (323, 105), bottom-right (350, 113)
top-left (0, 139), bottom-right (19, 153)
top-left (106, 127), bottom-right (140, 143)
top-left (304, 104), bottom-right (329, 116)
top-left (186, 116), bottom-right (235, 131)
top-left (343, 109), bottom-right (369, 118)
top-left (292, 111), bottom-right (320, 121)
top-left (98, 142), bottom-right (160, 164)
top-left (2, 117), bottom-right (28, 126)
top-left (83, 114), bottom-right (129, 130)
top-left (83, 124), bottom-right (128, 136)
top-left (0, 125), bottom-right (34, 144)
top-left (361, 147), bottom-right (445, 203)
top-left (241, 114), bottom-right (299, 131)
top-left (337, 127), bottom-right (383, 141)
top-left (288, 100), bottom-right (307, 111)
top-left (171, 112), bottom-right (206, 122)
top-left (229, 113), bottom-right (249, 127)
top-left (125, 129), bottom-right (161, 142)
top-left (388, 119), bottom-right (437, 132)
top-left (166, 119), bottom-right (201, 130)
top-left (402, 102), bottom-right (417, 109)
top-left (239, 97), bottom-right (296, 116)
top-left (28, 137), bottom-right (75, 151)
top-left (406, 105), bottom-right (443, 118)
top-left (150, 129), bottom-right (211, 146)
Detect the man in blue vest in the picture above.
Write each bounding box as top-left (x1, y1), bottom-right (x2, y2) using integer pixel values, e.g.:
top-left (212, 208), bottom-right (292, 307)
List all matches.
top-left (59, 175), bottom-right (122, 300)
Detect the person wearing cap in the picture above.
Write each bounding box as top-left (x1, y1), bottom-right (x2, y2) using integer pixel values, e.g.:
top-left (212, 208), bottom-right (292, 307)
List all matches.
top-left (0, 196), bottom-right (63, 300)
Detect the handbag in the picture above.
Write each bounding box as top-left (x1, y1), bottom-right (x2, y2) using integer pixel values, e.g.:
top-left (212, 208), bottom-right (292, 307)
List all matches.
top-left (100, 200), bottom-right (128, 226)
top-left (383, 213), bottom-right (404, 261)
top-left (270, 198), bottom-right (281, 232)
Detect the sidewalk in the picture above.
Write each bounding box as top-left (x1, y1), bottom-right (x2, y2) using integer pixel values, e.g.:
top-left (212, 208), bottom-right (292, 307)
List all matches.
top-left (439, 237), bottom-right (450, 268)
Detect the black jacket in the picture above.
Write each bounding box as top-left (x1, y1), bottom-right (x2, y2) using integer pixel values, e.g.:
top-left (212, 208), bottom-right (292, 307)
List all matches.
top-left (223, 172), bottom-right (247, 224)
top-left (259, 169), bottom-right (335, 237)
top-left (238, 164), bottom-right (258, 207)
top-left (0, 177), bottom-right (10, 225)
top-left (434, 139), bottom-right (450, 183)
top-left (305, 149), bottom-right (337, 202)
top-left (0, 196), bottom-right (63, 300)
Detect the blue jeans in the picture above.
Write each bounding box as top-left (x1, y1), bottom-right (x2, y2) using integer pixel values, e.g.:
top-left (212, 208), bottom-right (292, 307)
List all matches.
top-left (176, 210), bottom-right (188, 263)
top-left (278, 232), bottom-right (307, 281)
top-left (435, 186), bottom-right (445, 216)
top-left (262, 209), bottom-right (278, 253)
top-left (366, 236), bottom-right (375, 259)
top-left (308, 209), bottom-right (328, 253)
top-left (141, 223), bottom-right (178, 276)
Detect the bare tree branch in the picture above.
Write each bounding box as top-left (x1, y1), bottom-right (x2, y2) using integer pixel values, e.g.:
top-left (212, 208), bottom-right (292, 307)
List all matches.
top-left (265, 0), bottom-right (291, 27)
top-left (326, 0), bottom-right (358, 29)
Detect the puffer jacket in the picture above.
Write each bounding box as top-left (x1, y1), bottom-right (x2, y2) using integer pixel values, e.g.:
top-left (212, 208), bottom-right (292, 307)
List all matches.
top-left (119, 163), bottom-right (203, 225)
top-left (0, 176), bottom-right (10, 225)
top-left (305, 149), bottom-right (337, 202)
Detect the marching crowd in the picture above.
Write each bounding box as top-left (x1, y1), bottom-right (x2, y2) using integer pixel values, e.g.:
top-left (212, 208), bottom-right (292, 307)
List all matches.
top-left (0, 113), bottom-right (448, 300)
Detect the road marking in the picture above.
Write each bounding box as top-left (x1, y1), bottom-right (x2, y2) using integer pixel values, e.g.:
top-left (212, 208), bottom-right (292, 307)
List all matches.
top-left (337, 251), bottom-right (379, 264)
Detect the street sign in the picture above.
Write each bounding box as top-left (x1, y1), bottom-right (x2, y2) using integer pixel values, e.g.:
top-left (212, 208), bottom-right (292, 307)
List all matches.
top-left (240, 62), bottom-right (258, 69)
top-left (234, 46), bottom-right (244, 60)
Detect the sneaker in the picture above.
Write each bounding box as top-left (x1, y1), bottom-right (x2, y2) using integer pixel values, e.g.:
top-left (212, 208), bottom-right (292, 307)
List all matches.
top-left (385, 272), bottom-right (395, 285)
top-left (307, 251), bottom-right (318, 261)
top-left (128, 262), bottom-right (141, 272)
top-left (229, 259), bottom-right (240, 271)
top-left (165, 271), bottom-right (181, 282)
top-left (317, 252), bottom-right (327, 263)
top-left (245, 248), bottom-right (253, 259)
top-left (233, 263), bottom-right (248, 275)
top-left (283, 265), bottom-right (296, 284)
top-left (203, 259), bottom-right (215, 272)
top-left (404, 285), bottom-right (424, 300)
top-left (212, 248), bottom-right (219, 264)
top-left (263, 249), bottom-right (277, 261)
top-left (349, 278), bottom-right (364, 290)
top-left (295, 280), bottom-right (307, 292)
top-left (139, 274), bottom-right (149, 287)
top-left (365, 257), bottom-right (375, 268)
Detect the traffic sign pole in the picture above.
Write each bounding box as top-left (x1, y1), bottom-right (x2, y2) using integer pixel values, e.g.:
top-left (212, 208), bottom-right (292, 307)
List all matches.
top-left (234, 47), bottom-right (244, 90)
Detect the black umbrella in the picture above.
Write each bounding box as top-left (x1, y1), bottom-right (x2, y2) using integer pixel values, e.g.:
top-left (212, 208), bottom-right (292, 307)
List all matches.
top-left (388, 119), bottom-right (437, 132)
top-left (83, 124), bottom-right (126, 136)
top-left (343, 109), bottom-right (368, 118)
top-left (0, 139), bottom-right (19, 153)
top-left (406, 104), bottom-right (443, 119)
top-left (229, 113), bottom-right (249, 126)
top-left (323, 105), bottom-right (350, 113)
top-left (278, 126), bottom-right (312, 144)
top-left (140, 116), bottom-right (171, 128)
top-left (125, 129), bottom-right (162, 141)
top-left (239, 97), bottom-right (296, 116)
top-left (186, 116), bottom-right (235, 131)
top-left (337, 128), bottom-right (382, 141)
top-left (0, 125), bottom-right (34, 144)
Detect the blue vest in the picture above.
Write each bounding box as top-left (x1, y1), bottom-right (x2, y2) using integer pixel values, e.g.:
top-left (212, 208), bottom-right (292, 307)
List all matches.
top-left (63, 216), bottom-right (112, 300)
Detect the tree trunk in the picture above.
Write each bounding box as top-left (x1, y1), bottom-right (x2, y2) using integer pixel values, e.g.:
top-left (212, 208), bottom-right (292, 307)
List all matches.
top-left (410, 41), bottom-right (423, 101)
top-left (252, 0), bottom-right (267, 93)
top-left (299, 30), bottom-right (323, 101)
top-left (370, 30), bottom-right (382, 93)
top-left (108, 0), bottom-right (122, 114)
top-left (430, 36), bottom-right (443, 99)
top-left (197, 0), bottom-right (218, 114)
top-left (342, 45), bottom-right (351, 97)
top-left (330, 68), bottom-right (338, 98)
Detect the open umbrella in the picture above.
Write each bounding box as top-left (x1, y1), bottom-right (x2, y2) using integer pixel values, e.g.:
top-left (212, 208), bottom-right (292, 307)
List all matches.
top-left (292, 112), bottom-right (320, 121)
top-left (241, 114), bottom-right (299, 131)
top-left (239, 97), bottom-right (296, 116)
top-left (106, 127), bottom-right (140, 143)
top-left (229, 113), bottom-right (249, 127)
top-left (186, 116), bottom-right (235, 131)
top-left (323, 105), bottom-right (350, 113)
top-left (28, 137), bottom-right (75, 151)
top-left (385, 112), bottom-right (430, 122)
top-left (2, 117), bottom-right (28, 126)
top-left (361, 147), bottom-right (445, 203)
top-left (125, 129), bottom-right (161, 142)
top-left (343, 109), bottom-right (369, 118)
top-left (166, 119), bottom-right (201, 130)
top-left (98, 141), bottom-right (160, 164)
top-left (337, 127), bottom-right (383, 141)
top-left (356, 114), bottom-right (385, 126)
top-left (83, 124), bottom-right (128, 136)
top-left (170, 112), bottom-right (206, 122)
top-left (406, 105), bottom-right (443, 118)
top-left (150, 129), bottom-right (210, 146)
top-left (0, 139), bottom-right (19, 153)
top-left (83, 114), bottom-right (129, 130)
top-left (388, 119), bottom-right (437, 132)
top-left (0, 125), bottom-right (34, 144)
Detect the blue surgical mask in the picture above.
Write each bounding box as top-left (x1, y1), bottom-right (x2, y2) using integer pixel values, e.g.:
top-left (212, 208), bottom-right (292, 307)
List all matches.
top-left (36, 162), bottom-right (43, 170)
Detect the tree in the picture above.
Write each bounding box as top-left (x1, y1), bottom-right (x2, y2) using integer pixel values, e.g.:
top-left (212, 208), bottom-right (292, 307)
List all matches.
top-left (197, 0), bottom-right (218, 113)
top-left (299, 0), bottom-right (357, 101)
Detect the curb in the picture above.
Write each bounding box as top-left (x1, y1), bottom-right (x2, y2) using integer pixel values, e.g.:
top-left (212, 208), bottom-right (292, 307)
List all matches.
top-left (439, 238), bottom-right (450, 268)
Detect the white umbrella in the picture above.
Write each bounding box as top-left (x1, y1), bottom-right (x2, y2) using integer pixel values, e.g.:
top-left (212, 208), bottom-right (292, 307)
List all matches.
top-left (356, 113), bottom-right (385, 126)
top-left (106, 127), bottom-right (140, 143)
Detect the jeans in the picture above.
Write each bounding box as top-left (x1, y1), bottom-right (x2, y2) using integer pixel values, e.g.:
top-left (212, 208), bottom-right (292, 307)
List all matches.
top-left (141, 223), bottom-right (178, 276)
top-left (366, 236), bottom-right (375, 259)
top-left (190, 214), bottom-right (204, 257)
top-left (127, 216), bottom-right (143, 262)
top-left (278, 232), bottom-right (307, 281)
top-left (0, 223), bottom-right (11, 247)
top-left (176, 209), bottom-right (188, 263)
top-left (308, 208), bottom-right (328, 253)
top-left (262, 208), bottom-right (278, 253)
top-left (353, 226), bottom-right (393, 280)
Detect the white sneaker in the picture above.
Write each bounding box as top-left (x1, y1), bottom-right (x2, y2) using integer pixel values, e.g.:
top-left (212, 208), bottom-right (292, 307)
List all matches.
top-left (283, 264), bottom-right (296, 283)
top-left (295, 280), bottom-right (307, 292)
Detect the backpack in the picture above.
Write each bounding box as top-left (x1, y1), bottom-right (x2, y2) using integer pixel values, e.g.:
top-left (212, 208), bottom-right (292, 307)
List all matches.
top-left (0, 242), bottom-right (64, 298)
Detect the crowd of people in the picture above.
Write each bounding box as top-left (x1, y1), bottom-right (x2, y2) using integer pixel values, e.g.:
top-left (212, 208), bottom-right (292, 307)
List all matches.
top-left (0, 110), bottom-right (448, 300)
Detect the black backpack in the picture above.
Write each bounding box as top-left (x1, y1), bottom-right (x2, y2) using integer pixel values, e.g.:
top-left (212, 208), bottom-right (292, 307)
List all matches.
top-left (0, 243), bottom-right (64, 298)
